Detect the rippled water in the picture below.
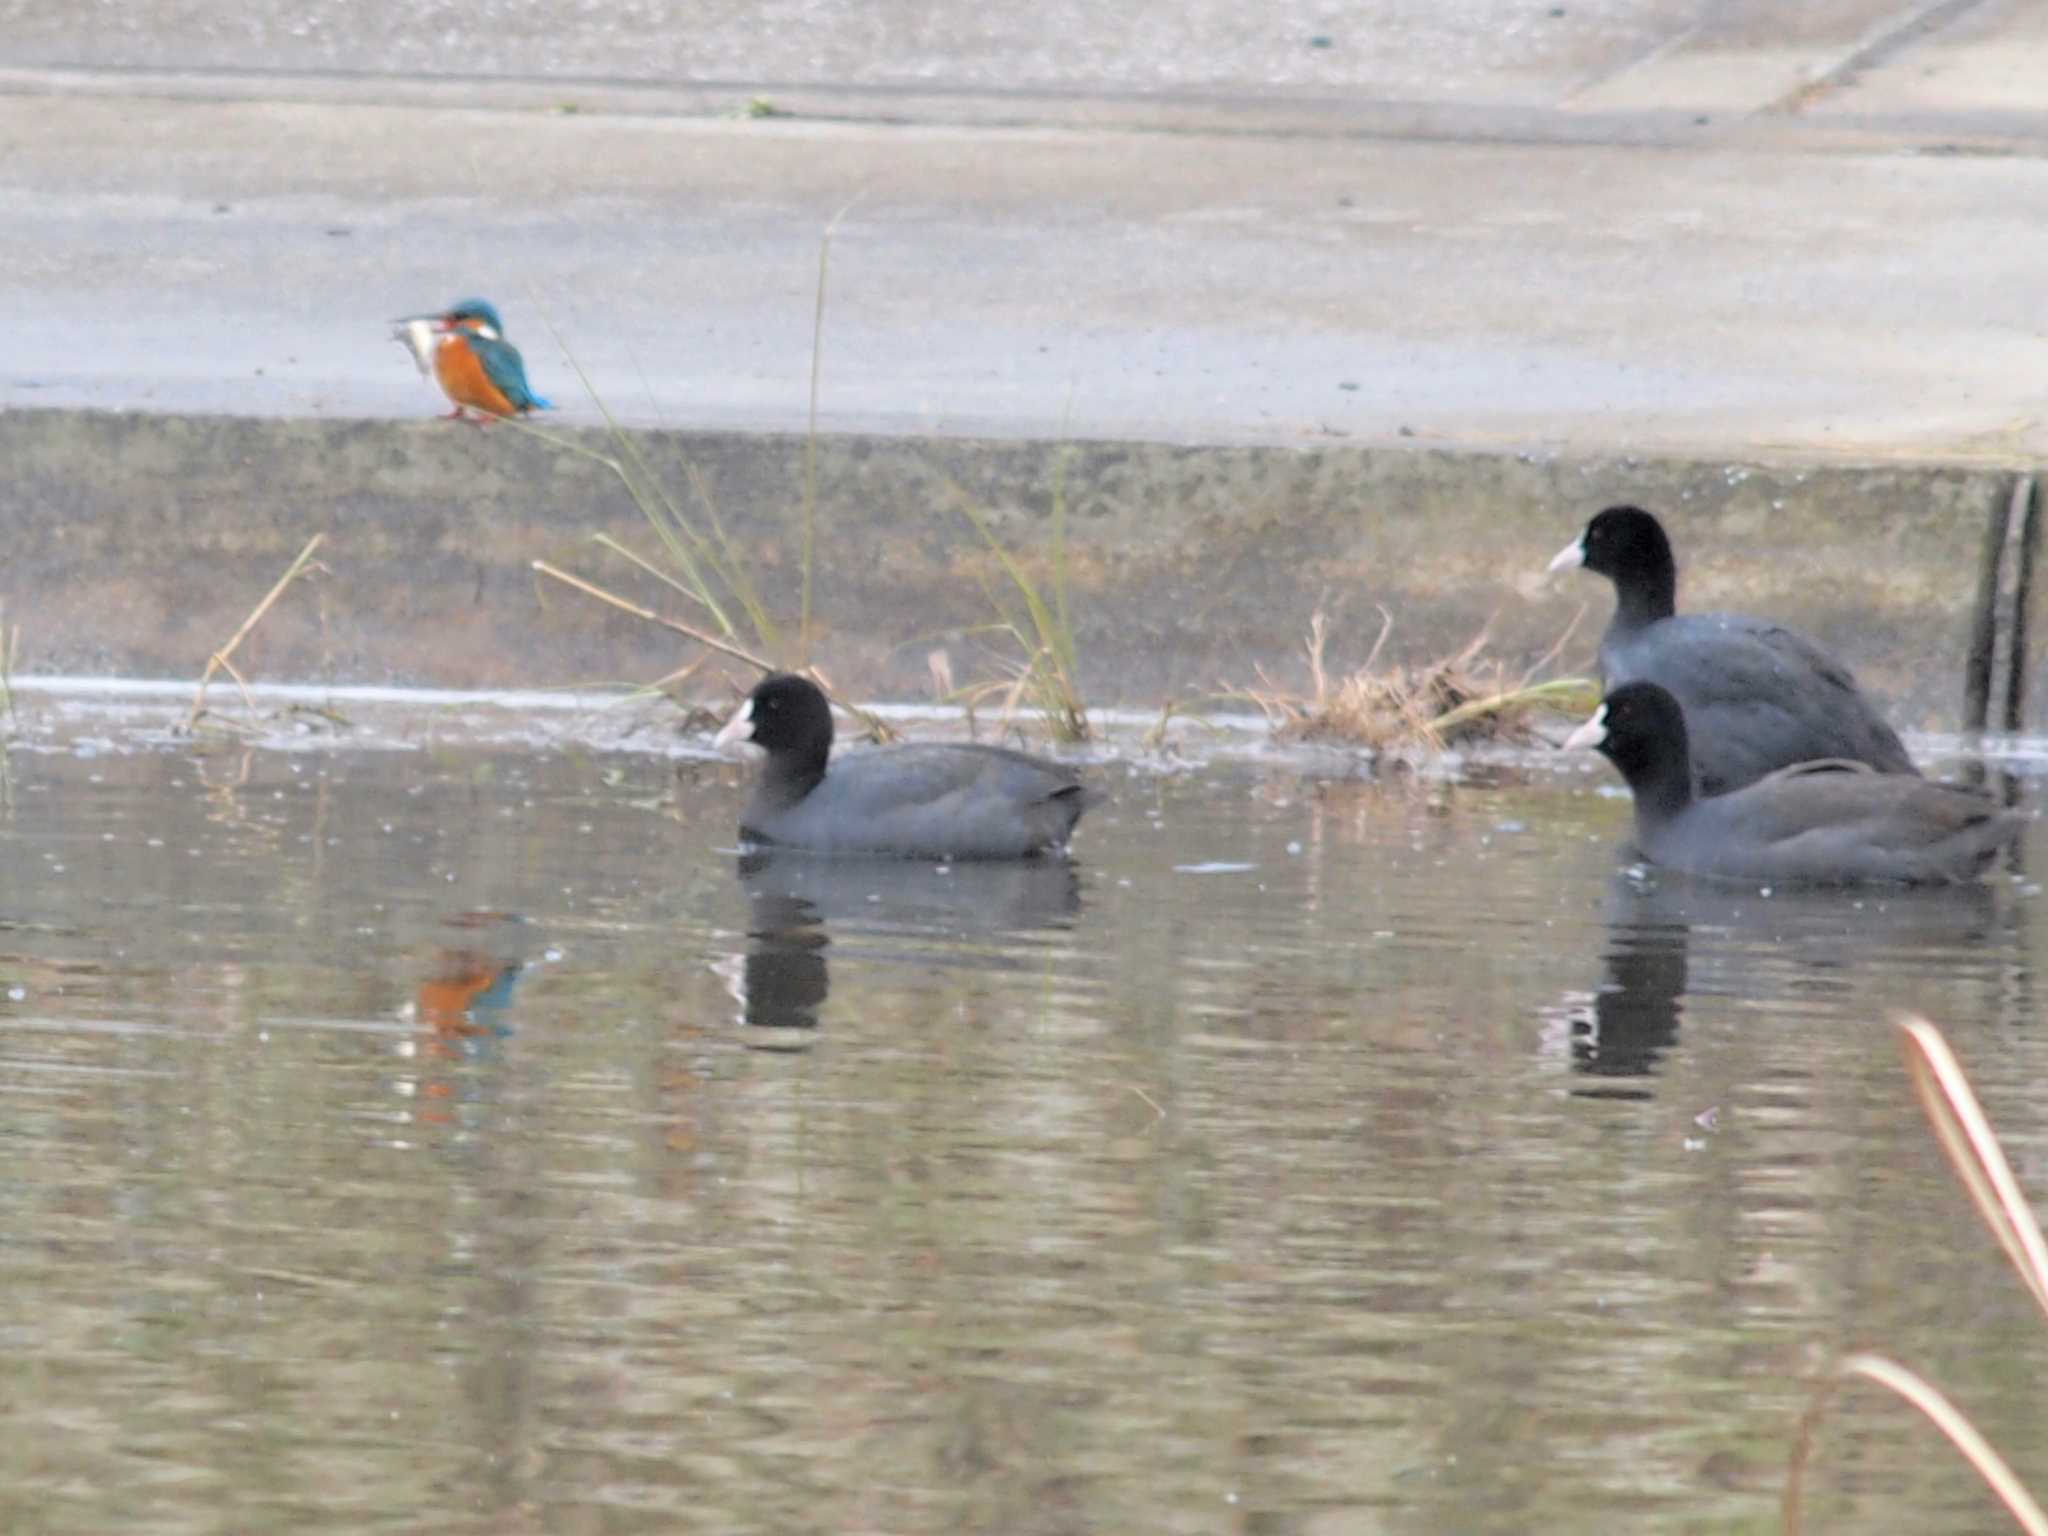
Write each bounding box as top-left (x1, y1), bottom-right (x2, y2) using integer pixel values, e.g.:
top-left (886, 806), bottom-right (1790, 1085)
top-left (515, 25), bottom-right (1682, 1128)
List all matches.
top-left (4, 739), bottom-right (2048, 1533)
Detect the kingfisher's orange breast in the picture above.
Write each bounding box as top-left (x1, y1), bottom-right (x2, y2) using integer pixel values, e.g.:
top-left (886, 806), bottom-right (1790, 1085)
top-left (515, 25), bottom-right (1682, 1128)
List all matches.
top-left (418, 953), bottom-right (505, 1035)
top-left (434, 336), bottom-right (517, 415)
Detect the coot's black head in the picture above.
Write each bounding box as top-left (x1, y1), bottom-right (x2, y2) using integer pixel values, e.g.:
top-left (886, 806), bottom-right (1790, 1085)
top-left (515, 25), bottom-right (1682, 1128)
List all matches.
top-left (715, 673), bottom-right (835, 776)
top-left (1548, 505), bottom-right (1678, 626)
top-left (1565, 681), bottom-right (1694, 813)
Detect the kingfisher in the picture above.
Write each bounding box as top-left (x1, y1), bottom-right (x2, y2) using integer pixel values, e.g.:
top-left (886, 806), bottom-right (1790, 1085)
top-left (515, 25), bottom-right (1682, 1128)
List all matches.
top-left (391, 297), bottom-right (553, 422)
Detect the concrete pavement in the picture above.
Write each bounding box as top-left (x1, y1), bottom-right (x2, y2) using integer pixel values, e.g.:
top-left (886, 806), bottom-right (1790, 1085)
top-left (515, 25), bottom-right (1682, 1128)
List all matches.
top-left (1, 0), bottom-right (2045, 458)
top-left (1, 0), bottom-right (2037, 123)
top-left (2, 1), bottom-right (2046, 715)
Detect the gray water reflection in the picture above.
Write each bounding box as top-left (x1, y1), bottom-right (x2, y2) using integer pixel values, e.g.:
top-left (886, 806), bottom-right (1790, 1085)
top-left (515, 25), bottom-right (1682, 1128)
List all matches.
top-left (1562, 874), bottom-right (2018, 1089)
top-left (2, 747), bottom-right (2048, 1533)
top-left (724, 853), bottom-right (1083, 1040)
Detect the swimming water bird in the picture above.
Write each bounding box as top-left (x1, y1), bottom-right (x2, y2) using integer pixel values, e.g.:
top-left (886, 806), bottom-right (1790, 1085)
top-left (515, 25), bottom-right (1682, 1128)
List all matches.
top-left (1546, 505), bottom-right (1916, 795)
top-left (713, 673), bottom-right (1101, 860)
top-left (1566, 681), bottom-right (2021, 885)
top-left (389, 297), bottom-right (552, 421)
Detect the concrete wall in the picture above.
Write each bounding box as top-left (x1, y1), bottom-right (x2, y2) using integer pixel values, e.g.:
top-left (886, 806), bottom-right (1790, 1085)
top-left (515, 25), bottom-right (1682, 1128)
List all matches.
top-left (0, 406), bottom-right (2016, 731)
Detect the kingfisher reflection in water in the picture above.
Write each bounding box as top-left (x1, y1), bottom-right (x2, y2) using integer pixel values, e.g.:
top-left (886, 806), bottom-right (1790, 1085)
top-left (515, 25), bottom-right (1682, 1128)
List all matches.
top-left (405, 911), bottom-right (533, 1124)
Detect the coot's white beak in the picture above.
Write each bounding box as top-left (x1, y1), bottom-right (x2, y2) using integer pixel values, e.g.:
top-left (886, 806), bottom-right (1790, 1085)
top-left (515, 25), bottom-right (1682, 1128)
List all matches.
top-left (713, 697), bottom-right (755, 751)
top-left (1562, 704), bottom-right (1608, 752)
top-left (1545, 536), bottom-right (1586, 576)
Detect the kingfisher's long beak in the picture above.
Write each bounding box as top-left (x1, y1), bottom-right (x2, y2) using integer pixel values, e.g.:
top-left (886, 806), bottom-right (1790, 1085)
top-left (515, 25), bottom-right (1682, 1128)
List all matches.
top-left (392, 312), bottom-right (461, 335)
top-left (713, 698), bottom-right (756, 751)
top-left (1545, 536), bottom-right (1587, 576)
top-left (1562, 704), bottom-right (1608, 753)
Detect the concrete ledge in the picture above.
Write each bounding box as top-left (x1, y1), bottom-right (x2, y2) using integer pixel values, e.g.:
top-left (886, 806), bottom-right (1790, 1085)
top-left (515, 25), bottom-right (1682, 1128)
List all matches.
top-left (0, 405), bottom-right (2015, 732)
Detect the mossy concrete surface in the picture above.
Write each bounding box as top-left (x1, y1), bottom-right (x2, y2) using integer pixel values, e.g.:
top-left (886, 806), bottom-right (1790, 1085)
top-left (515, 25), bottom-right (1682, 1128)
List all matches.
top-left (0, 405), bottom-right (2011, 732)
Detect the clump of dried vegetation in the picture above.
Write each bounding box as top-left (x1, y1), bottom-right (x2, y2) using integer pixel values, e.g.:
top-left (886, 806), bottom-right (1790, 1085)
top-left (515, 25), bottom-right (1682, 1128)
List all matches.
top-left (939, 450), bottom-right (1089, 744)
top-left (485, 208), bottom-right (895, 739)
top-left (512, 213), bottom-right (1090, 745)
top-left (1228, 606), bottom-right (1597, 752)
top-left (1784, 1019), bottom-right (2048, 1535)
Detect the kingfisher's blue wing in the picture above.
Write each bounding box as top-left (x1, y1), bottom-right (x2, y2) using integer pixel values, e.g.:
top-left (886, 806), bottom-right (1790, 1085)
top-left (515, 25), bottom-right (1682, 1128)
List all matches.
top-left (468, 332), bottom-right (552, 411)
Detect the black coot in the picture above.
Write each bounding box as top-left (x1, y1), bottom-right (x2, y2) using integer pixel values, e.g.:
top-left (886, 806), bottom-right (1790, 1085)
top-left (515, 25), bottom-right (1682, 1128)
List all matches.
top-left (1548, 505), bottom-right (1917, 794)
top-left (1566, 681), bottom-right (2021, 885)
top-left (713, 673), bottom-right (1101, 859)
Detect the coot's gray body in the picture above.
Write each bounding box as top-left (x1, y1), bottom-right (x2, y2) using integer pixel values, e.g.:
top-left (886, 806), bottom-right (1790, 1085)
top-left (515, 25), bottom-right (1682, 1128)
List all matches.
top-left (1550, 506), bottom-right (1916, 796)
top-left (1568, 682), bottom-right (2020, 887)
top-left (716, 674), bottom-right (1099, 861)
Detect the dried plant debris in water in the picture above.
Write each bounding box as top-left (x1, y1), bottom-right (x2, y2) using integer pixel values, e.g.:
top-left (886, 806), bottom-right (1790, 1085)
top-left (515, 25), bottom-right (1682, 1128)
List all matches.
top-left (1230, 608), bottom-right (1595, 752)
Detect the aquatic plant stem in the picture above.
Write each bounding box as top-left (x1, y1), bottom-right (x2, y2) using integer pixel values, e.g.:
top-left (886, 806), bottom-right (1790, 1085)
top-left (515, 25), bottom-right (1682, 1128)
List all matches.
top-left (802, 231), bottom-right (826, 665)
top-left (1786, 1357), bottom-right (2048, 1536)
top-left (800, 193), bottom-right (863, 667)
top-left (1049, 447), bottom-right (1076, 689)
top-left (530, 559), bottom-right (896, 739)
top-left (185, 532), bottom-right (328, 730)
top-left (1900, 1016), bottom-right (2048, 1317)
top-left (1427, 677), bottom-right (1601, 736)
top-left (942, 475), bottom-right (1090, 742)
top-left (0, 601), bottom-right (17, 726)
top-left (1784, 1019), bottom-right (2048, 1536)
top-left (495, 297), bottom-right (778, 651)
top-left (498, 416), bottom-right (744, 643)
top-left (531, 560), bottom-right (773, 674)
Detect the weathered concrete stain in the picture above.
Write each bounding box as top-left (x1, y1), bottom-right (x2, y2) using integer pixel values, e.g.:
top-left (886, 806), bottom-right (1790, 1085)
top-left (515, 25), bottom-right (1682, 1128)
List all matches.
top-left (0, 406), bottom-right (2011, 730)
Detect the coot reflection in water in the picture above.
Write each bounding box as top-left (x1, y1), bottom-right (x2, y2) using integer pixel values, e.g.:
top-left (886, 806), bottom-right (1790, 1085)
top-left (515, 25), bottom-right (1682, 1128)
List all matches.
top-left (1562, 908), bottom-right (1688, 1092)
top-left (1555, 874), bottom-right (2008, 1094)
top-left (718, 853), bottom-right (1085, 1042)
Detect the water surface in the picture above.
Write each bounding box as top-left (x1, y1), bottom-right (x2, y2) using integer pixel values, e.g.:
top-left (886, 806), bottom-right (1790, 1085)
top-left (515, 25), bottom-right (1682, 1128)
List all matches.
top-left (4, 739), bottom-right (2047, 1533)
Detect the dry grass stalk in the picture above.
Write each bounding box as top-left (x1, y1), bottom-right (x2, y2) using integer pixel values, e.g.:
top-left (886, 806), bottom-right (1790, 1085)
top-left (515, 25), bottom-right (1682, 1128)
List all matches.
top-left (1783, 1018), bottom-right (2048, 1535)
top-left (1227, 604), bottom-right (1593, 752)
top-left (803, 196), bottom-right (865, 660)
top-left (939, 459), bottom-right (1090, 745)
top-left (0, 600), bottom-right (19, 726)
top-left (951, 665), bottom-right (1084, 746)
top-left (530, 558), bottom-right (896, 741)
top-left (1899, 1018), bottom-right (2048, 1318)
top-left (533, 558), bottom-right (776, 674)
top-left (185, 533), bottom-right (329, 731)
top-left (508, 211), bottom-right (855, 676)
top-left (1787, 1357), bottom-right (2048, 1536)
top-left (1140, 697), bottom-right (1225, 752)
top-left (645, 653), bottom-right (715, 702)
top-left (0, 603), bottom-right (17, 820)
top-left (964, 651), bottom-right (1090, 744)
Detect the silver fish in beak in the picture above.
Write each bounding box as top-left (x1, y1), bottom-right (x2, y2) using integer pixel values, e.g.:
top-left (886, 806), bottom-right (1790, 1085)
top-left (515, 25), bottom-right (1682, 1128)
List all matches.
top-left (390, 316), bottom-right (441, 377)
